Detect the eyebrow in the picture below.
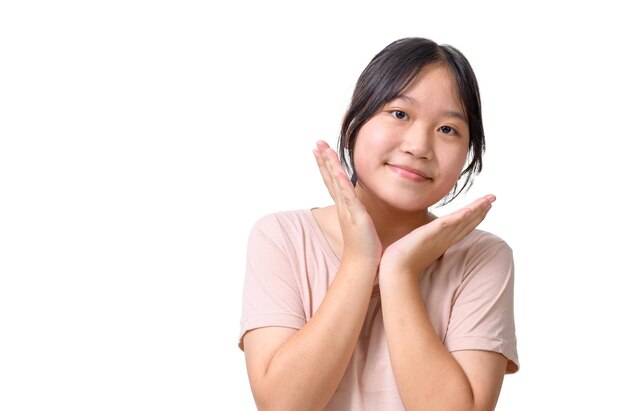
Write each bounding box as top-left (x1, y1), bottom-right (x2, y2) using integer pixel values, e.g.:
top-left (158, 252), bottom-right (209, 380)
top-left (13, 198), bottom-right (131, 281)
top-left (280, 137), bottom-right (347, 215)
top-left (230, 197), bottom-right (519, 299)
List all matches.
top-left (394, 94), bottom-right (468, 123)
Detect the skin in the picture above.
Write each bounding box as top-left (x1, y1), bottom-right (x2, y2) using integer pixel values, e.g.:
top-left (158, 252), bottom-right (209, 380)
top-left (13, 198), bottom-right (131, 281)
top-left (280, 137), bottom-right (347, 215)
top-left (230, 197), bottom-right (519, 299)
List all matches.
top-left (243, 64), bottom-right (508, 411)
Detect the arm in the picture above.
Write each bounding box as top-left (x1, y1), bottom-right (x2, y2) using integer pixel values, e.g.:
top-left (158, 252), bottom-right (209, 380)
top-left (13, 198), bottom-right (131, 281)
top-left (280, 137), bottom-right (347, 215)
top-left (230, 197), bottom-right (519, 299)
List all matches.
top-left (243, 142), bottom-right (382, 411)
top-left (244, 258), bottom-right (377, 411)
top-left (379, 198), bottom-right (507, 411)
top-left (379, 270), bottom-right (507, 411)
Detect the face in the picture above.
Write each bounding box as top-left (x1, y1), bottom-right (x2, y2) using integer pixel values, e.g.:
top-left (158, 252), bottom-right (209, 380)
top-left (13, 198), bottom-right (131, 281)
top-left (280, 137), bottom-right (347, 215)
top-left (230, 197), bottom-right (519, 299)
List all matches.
top-left (353, 64), bottom-right (470, 212)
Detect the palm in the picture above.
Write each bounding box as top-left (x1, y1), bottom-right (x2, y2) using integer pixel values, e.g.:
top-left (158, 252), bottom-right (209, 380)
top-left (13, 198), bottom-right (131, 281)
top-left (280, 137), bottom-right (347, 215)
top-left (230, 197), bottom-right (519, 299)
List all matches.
top-left (314, 141), bottom-right (383, 264)
top-left (380, 196), bottom-right (495, 274)
top-left (314, 140), bottom-right (494, 273)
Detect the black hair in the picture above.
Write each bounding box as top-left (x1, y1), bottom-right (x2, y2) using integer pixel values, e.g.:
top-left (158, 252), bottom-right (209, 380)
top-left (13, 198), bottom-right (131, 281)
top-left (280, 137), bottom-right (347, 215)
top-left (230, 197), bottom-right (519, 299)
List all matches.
top-left (338, 37), bottom-right (485, 205)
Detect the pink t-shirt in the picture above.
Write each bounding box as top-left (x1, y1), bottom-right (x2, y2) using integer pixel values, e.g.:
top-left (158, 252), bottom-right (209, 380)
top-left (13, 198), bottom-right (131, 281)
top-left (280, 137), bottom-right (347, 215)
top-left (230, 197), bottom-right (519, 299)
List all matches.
top-left (240, 209), bottom-right (519, 410)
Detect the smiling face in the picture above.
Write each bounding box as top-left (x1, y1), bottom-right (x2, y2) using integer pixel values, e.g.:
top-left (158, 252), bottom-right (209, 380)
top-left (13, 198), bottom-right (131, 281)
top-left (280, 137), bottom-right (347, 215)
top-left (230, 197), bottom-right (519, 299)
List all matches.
top-left (353, 64), bottom-right (470, 213)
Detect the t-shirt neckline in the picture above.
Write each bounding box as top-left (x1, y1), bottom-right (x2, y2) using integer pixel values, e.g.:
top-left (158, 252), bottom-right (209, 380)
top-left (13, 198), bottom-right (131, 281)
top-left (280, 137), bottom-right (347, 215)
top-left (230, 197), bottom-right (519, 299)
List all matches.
top-left (305, 208), bottom-right (342, 269)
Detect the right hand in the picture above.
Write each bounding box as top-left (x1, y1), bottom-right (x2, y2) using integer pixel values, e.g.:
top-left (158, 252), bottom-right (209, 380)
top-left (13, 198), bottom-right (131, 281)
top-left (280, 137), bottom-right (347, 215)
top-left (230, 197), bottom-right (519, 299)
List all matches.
top-left (379, 195), bottom-right (496, 278)
top-left (313, 140), bottom-right (382, 265)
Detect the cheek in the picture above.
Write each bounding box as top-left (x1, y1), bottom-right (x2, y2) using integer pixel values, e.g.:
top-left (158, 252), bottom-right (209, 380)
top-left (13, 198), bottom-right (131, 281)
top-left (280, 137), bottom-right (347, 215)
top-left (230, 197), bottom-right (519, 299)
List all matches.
top-left (352, 124), bottom-right (379, 172)
top-left (453, 151), bottom-right (469, 174)
top-left (450, 139), bottom-right (470, 168)
top-left (353, 120), bottom-right (393, 157)
top-left (439, 145), bottom-right (469, 181)
top-left (352, 141), bottom-right (372, 178)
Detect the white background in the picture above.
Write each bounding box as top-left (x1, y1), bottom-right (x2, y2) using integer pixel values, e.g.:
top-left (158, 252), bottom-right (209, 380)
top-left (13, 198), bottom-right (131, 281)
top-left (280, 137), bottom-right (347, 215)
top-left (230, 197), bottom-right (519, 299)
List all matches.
top-left (1, 1), bottom-right (624, 410)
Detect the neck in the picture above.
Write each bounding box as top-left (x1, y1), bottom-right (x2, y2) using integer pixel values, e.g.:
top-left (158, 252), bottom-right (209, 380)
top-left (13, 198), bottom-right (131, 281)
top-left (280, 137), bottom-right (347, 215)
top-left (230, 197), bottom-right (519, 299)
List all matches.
top-left (355, 185), bottom-right (435, 250)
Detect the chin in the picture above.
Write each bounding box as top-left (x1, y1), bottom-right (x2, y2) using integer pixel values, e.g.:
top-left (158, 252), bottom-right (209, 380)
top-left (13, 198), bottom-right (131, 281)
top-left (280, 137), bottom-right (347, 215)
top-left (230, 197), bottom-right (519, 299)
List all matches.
top-left (389, 201), bottom-right (434, 213)
top-left (377, 193), bottom-right (437, 214)
top-left (356, 182), bottom-right (442, 213)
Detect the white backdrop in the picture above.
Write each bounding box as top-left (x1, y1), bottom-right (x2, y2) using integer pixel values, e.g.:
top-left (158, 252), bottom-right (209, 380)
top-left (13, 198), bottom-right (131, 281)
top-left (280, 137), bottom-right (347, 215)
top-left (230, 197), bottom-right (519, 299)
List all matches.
top-left (1, 1), bottom-right (624, 409)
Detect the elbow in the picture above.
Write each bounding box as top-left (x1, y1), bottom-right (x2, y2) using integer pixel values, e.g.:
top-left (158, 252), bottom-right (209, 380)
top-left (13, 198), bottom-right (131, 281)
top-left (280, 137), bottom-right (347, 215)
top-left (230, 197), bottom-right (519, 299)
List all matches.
top-left (249, 381), bottom-right (277, 411)
top-left (251, 389), bottom-right (277, 411)
top-left (250, 381), bottom-right (308, 411)
top-left (252, 395), bottom-right (306, 411)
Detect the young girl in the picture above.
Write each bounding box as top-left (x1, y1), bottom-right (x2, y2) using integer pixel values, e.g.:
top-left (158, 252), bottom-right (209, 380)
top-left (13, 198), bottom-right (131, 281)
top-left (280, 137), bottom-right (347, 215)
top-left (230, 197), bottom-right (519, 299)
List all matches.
top-left (239, 37), bottom-right (518, 411)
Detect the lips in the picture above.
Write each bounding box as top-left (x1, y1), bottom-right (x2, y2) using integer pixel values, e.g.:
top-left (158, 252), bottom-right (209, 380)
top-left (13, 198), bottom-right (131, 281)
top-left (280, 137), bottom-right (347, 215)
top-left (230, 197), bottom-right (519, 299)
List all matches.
top-left (387, 163), bottom-right (432, 181)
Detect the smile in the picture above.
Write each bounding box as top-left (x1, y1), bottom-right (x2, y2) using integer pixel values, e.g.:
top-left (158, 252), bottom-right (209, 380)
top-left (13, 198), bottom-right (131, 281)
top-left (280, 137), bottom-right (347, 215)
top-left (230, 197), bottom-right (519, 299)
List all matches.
top-left (387, 164), bottom-right (431, 182)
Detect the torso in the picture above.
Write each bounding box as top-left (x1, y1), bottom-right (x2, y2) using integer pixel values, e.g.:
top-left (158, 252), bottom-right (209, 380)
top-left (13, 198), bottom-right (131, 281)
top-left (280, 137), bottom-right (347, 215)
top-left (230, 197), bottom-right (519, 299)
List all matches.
top-left (311, 206), bottom-right (344, 260)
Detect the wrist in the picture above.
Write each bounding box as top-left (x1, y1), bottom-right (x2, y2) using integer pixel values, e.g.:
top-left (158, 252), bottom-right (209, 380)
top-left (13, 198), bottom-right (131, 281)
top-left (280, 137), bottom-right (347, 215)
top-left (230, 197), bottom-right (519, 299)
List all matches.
top-left (339, 256), bottom-right (379, 278)
top-left (378, 265), bottom-right (422, 289)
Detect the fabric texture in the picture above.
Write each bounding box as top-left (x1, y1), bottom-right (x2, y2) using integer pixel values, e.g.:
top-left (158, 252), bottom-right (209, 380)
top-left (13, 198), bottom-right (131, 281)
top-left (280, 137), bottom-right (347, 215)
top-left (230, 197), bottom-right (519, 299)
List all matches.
top-left (239, 209), bottom-right (518, 410)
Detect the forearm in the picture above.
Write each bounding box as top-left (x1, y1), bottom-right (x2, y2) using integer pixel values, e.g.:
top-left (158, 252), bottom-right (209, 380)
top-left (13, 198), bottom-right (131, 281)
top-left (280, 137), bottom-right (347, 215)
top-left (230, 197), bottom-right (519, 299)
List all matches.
top-left (255, 260), bottom-right (378, 411)
top-left (379, 270), bottom-right (475, 411)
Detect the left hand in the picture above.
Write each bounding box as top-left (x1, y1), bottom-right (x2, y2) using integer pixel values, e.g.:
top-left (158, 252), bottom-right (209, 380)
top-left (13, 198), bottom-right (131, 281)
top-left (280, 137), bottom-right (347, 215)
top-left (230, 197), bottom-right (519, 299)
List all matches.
top-left (313, 140), bottom-right (382, 265)
top-left (379, 195), bottom-right (496, 278)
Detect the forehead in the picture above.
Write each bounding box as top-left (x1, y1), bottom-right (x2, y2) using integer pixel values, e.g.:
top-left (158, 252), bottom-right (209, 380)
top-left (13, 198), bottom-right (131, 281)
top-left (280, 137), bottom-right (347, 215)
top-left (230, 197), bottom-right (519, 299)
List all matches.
top-left (392, 64), bottom-right (466, 121)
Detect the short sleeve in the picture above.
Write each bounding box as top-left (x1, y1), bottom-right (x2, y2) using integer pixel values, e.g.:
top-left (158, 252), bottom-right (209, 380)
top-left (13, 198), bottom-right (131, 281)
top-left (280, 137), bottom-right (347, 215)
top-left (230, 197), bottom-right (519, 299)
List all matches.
top-left (444, 239), bottom-right (519, 373)
top-left (239, 214), bottom-right (306, 350)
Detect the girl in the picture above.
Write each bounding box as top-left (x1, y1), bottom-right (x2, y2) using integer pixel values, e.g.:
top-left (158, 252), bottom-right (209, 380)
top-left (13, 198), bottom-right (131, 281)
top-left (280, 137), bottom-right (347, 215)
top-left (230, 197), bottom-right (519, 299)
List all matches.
top-left (239, 37), bottom-right (518, 411)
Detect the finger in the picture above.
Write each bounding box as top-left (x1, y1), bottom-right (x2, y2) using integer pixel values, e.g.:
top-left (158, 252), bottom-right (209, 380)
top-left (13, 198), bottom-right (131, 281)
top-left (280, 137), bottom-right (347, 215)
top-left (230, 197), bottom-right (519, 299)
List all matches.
top-left (325, 151), bottom-right (352, 188)
top-left (458, 194), bottom-right (496, 217)
top-left (465, 195), bottom-right (496, 223)
top-left (451, 196), bottom-right (495, 239)
top-left (313, 145), bottom-right (338, 201)
top-left (317, 141), bottom-right (341, 175)
top-left (314, 141), bottom-right (350, 205)
top-left (326, 160), bottom-right (354, 217)
top-left (321, 146), bottom-right (351, 192)
top-left (315, 139), bottom-right (332, 151)
top-left (319, 145), bottom-right (368, 222)
top-left (435, 195), bottom-right (495, 242)
top-left (334, 168), bottom-right (366, 217)
top-left (314, 142), bottom-right (355, 212)
top-left (313, 149), bottom-right (339, 204)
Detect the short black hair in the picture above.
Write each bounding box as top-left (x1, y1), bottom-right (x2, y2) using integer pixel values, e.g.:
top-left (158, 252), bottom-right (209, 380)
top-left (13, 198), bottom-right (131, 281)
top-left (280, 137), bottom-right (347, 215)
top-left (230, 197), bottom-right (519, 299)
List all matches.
top-left (338, 37), bottom-right (485, 205)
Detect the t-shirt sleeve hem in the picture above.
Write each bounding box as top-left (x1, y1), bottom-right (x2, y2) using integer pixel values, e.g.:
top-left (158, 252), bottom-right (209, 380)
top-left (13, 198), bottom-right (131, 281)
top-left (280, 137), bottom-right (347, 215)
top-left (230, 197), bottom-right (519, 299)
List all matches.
top-left (445, 336), bottom-right (520, 374)
top-left (238, 314), bottom-right (306, 351)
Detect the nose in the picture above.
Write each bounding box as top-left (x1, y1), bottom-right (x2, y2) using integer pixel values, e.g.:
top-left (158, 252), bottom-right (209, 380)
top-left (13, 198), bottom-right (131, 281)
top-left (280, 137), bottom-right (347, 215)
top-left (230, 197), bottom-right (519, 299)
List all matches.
top-left (400, 124), bottom-right (433, 159)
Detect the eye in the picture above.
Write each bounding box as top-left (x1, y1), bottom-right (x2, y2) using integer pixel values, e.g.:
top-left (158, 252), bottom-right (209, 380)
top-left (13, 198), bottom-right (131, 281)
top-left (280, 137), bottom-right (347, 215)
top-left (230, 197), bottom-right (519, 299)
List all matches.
top-left (438, 125), bottom-right (456, 135)
top-left (392, 110), bottom-right (408, 120)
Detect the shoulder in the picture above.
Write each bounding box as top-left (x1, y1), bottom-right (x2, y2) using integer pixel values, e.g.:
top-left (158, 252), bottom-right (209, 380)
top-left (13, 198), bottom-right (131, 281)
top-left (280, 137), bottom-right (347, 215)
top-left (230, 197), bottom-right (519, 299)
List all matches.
top-left (444, 230), bottom-right (519, 372)
top-left (250, 209), bottom-right (315, 238)
top-left (453, 229), bottom-right (512, 259)
top-left (462, 229), bottom-right (510, 250)
top-left (248, 209), bottom-right (322, 254)
top-left (445, 229), bottom-right (514, 281)
top-left (245, 210), bottom-right (312, 273)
